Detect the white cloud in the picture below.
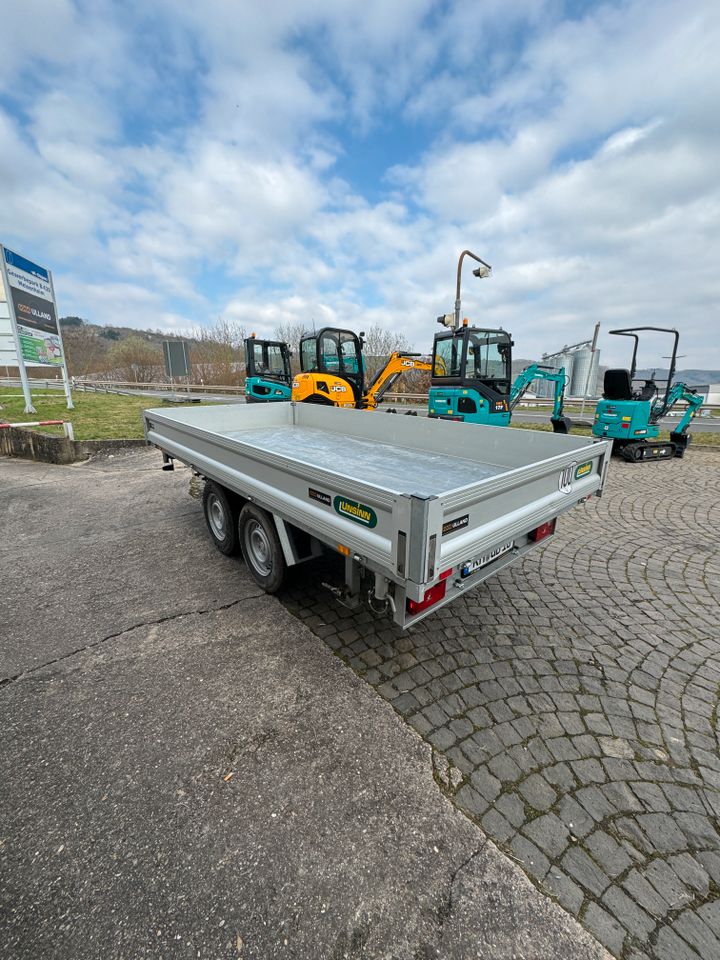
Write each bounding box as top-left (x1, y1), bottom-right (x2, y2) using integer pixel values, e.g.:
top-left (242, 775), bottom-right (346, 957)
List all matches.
top-left (0, 0), bottom-right (718, 372)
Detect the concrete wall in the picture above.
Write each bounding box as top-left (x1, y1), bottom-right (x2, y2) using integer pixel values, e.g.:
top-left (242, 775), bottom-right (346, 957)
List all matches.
top-left (0, 426), bottom-right (145, 464)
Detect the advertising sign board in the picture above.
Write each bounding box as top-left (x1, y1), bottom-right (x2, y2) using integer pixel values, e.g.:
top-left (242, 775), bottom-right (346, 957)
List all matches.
top-left (0, 244), bottom-right (73, 412)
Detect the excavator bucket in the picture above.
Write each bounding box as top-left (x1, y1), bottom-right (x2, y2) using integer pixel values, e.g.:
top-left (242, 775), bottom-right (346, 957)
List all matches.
top-left (670, 431), bottom-right (691, 458)
top-left (551, 416), bottom-right (572, 435)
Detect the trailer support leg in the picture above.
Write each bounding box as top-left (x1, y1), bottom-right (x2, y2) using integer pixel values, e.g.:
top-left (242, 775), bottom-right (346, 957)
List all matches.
top-left (344, 556), bottom-right (362, 603)
top-left (373, 572), bottom-right (388, 602)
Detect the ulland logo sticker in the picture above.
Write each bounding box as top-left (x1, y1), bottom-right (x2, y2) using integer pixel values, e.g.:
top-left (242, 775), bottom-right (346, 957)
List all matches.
top-left (308, 487), bottom-right (331, 506)
top-left (575, 461), bottom-right (593, 479)
top-left (442, 514), bottom-right (469, 536)
top-left (333, 496), bottom-right (378, 528)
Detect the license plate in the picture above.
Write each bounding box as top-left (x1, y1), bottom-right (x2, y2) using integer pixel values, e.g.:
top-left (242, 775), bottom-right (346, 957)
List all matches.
top-left (461, 540), bottom-right (515, 578)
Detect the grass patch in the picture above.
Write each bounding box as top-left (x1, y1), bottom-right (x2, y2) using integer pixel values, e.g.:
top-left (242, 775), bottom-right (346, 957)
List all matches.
top-left (0, 389), bottom-right (212, 441)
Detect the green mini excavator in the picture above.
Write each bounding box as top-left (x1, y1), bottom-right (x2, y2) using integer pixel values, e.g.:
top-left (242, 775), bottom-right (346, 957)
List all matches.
top-left (592, 327), bottom-right (702, 461)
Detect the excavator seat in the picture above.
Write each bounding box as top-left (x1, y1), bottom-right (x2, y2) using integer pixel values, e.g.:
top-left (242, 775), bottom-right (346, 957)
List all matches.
top-left (603, 369), bottom-right (633, 401)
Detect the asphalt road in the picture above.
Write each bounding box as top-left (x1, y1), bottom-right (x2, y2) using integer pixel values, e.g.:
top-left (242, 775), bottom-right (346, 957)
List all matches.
top-left (0, 450), bottom-right (608, 960)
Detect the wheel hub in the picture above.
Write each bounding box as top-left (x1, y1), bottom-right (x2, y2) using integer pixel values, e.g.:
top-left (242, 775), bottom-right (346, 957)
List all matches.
top-left (208, 496), bottom-right (226, 538)
top-left (245, 520), bottom-right (272, 576)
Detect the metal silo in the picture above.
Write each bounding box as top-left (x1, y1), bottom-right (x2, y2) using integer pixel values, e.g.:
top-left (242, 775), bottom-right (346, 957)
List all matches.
top-left (570, 347), bottom-right (600, 398)
top-left (558, 351), bottom-right (575, 396)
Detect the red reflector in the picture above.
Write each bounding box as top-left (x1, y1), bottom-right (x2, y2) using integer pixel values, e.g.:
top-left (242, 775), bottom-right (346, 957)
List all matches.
top-left (439, 568), bottom-right (453, 580)
top-left (621, 422), bottom-right (630, 429)
top-left (407, 580), bottom-right (447, 615)
top-left (528, 519), bottom-right (556, 543)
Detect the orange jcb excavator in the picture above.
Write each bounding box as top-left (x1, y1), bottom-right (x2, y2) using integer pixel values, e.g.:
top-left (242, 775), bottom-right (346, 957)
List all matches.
top-left (291, 327), bottom-right (433, 410)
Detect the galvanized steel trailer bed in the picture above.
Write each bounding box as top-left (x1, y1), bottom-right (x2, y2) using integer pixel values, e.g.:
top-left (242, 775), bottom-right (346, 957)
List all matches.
top-left (143, 402), bottom-right (611, 627)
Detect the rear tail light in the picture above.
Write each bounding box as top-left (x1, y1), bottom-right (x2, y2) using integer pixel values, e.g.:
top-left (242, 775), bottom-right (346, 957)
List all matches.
top-left (407, 579), bottom-right (446, 615)
top-left (439, 568), bottom-right (453, 580)
top-left (529, 519), bottom-right (556, 543)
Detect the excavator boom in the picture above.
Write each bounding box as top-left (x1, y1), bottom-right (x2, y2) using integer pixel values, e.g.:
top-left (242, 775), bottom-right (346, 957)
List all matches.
top-left (363, 353), bottom-right (433, 410)
top-left (509, 364), bottom-right (571, 433)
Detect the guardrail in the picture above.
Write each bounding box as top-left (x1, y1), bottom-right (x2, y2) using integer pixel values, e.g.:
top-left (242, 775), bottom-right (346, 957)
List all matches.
top-left (0, 377), bottom-right (65, 391)
top-left (74, 378), bottom-right (245, 394)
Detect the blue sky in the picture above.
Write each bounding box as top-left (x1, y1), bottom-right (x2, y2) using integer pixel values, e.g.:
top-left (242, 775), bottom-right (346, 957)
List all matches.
top-left (1, 0), bottom-right (718, 367)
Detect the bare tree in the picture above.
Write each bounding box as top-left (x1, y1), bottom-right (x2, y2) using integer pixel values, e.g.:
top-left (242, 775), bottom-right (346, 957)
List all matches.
top-left (107, 336), bottom-right (163, 382)
top-left (61, 324), bottom-right (111, 377)
top-left (360, 323), bottom-right (413, 379)
top-left (273, 321), bottom-right (309, 374)
top-left (190, 318), bottom-right (247, 385)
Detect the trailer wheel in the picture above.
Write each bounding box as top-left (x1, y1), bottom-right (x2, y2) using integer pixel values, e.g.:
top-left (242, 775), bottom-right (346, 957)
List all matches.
top-left (202, 481), bottom-right (239, 555)
top-left (239, 504), bottom-right (286, 593)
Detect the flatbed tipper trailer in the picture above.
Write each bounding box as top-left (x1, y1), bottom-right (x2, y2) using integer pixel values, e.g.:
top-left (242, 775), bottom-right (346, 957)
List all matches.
top-left (143, 403), bottom-right (611, 628)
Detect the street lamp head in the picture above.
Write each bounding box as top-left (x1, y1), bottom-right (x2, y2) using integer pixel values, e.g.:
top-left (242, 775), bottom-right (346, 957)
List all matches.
top-left (472, 262), bottom-right (492, 279)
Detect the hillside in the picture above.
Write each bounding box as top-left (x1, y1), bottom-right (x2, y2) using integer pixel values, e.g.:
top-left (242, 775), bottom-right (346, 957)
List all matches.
top-left (634, 368), bottom-right (720, 385)
top-left (59, 316), bottom-right (197, 346)
top-left (58, 317), bottom-right (243, 383)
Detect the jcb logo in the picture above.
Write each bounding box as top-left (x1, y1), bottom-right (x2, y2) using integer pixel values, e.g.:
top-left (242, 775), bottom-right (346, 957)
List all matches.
top-left (401, 359), bottom-right (415, 367)
top-left (558, 463), bottom-right (576, 495)
top-left (331, 384), bottom-right (346, 392)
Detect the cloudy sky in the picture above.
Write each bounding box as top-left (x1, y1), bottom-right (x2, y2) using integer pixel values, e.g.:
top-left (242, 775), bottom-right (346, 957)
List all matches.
top-left (1, 0), bottom-right (718, 366)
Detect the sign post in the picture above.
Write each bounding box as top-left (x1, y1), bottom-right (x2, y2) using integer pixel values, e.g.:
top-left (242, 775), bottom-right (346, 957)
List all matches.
top-left (0, 251), bottom-right (35, 413)
top-left (163, 340), bottom-right (191, 382)
top-left (0, 244), bottom-right (74, 413)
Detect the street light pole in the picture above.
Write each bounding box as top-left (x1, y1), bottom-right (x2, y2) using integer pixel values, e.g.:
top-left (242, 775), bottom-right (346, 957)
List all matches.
top-left (454, 250), bottom-right (492, 329)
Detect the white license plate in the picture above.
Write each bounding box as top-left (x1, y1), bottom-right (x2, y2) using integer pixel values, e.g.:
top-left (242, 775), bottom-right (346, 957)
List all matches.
top-left (461, 540), bottom-right (515, 578)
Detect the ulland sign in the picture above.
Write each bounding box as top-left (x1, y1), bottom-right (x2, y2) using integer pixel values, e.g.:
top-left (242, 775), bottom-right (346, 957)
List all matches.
top-left (11, 287), bottom-right (63, 365)
top-left (0, 243), bottom-right (73, 412)
top-left (2, 247), bottom-right (63, 366)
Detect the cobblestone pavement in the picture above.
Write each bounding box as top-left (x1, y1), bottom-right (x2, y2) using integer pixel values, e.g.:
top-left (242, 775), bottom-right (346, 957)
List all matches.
top-left (279, 449), bottom-right (720, 960)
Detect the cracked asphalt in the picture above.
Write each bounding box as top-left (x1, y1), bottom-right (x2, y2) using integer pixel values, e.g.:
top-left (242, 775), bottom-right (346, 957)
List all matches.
top-left (1, 450), bottom-right (608, 960)
top-left (281, 448), bottom-right (720, 960)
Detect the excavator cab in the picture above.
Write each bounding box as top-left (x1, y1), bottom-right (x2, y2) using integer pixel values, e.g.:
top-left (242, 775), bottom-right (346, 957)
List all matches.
top-left (593, 327), bottom-right (700, 461)
top-left (296, 328), bottom-right (365, 406)
top-left (244, 335), bottom-right (292, 403)
top-left (428, 325), bottom-right (513, 425)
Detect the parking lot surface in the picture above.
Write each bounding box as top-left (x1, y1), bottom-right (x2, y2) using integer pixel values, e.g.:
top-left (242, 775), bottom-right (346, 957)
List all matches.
top-left (1, 450), bottom-right (608, 960)
top-left (282, 449), bottom-right (720, 960)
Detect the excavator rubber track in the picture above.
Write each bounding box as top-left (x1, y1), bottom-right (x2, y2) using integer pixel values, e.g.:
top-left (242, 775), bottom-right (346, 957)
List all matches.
top-left (618, 440), bottom-right (676, 463)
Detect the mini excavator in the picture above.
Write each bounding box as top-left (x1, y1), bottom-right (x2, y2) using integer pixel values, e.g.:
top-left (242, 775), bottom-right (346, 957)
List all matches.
top-left (429, 325), bottom-right (570, 432)
top-left (592, 326), bottom-right (702, 461)
top-left (244, 334), bottom-right (292, 403)
top-left (291, 327), bottom-right (432, 410)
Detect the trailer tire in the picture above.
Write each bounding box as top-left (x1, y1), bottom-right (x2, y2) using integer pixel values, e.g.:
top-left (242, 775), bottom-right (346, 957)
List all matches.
top-left (239, 504), bottom-right (286, 593)
top-left (202, 481), bottom-right (240, 556)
